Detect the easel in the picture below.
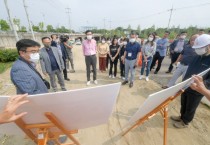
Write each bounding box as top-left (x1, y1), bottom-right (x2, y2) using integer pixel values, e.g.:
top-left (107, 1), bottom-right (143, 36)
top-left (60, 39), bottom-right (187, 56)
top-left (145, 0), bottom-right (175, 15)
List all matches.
top-left (15, 112), bottom-right (80, 145)
top-left (122, 90), bottom-right (184, 145)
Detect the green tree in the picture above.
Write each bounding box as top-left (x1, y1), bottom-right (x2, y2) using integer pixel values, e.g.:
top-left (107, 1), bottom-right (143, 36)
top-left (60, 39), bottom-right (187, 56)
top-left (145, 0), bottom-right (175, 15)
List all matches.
top-left (38, 22), bottom-right (44, 31)
top-left (137, 25), bottom-right (141, 34)
top-left (46, 25), bottom-right (54, 32)
top-left (56, 26), bottom-right (69, 33)
top-left (0, 19), bottom-right (10, 31)
top-left (115, 27), bottom-right (124, 31)
top-left (13, 18), bottom-right (20, 30)
top-left (32, 25), bottom-right (39, 32)
top-left (127, 24), bottom-right (132, 32)
top-left (19, 26), bottom-right (27, 32)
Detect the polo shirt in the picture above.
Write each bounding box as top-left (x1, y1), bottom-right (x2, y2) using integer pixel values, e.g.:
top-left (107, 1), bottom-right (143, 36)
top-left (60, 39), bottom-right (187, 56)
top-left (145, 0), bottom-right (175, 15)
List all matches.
top-left (125, 42), bottom-right (141, 60)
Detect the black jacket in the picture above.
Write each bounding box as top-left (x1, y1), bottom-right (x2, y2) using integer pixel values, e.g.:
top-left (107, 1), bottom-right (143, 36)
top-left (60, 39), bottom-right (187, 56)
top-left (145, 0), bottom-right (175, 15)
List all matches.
top-left (183, 55), bottom-right (210, 95)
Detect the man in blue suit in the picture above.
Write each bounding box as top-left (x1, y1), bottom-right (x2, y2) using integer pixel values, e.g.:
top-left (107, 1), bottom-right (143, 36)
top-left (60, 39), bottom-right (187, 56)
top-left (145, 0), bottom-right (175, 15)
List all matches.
top-left (10, 39), bottom-right (48, 95)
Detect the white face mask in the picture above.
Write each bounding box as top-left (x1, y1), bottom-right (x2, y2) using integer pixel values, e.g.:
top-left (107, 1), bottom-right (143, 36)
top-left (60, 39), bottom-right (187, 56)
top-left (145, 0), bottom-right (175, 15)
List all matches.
top-left (195, 47), bottom-right (207, 55)
top-left (123, 42), bottom-right (127, 45)
top-left (148, 37), bottom-right (153, 42)
top-left (87, 35), bottom-right (92, 40)
top-left (102, 40), bottom-right (105, 43)
top-left (55, 38), bottom-right (60, 43)
top-left (180, 35), bottom-right (186, 39)
top-left (30, 53), bottom-right (40, 63)
top-left (107, 41), bottom-right (111, 44)
top-left (130, 38), bottom-right (136, 43)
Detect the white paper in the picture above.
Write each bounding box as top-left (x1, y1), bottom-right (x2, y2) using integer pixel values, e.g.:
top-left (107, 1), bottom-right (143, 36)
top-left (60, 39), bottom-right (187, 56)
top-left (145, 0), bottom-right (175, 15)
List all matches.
top-left (125, 68), bottom-right (210, 128)
top-left (0, 83), bottom-right (121, 136)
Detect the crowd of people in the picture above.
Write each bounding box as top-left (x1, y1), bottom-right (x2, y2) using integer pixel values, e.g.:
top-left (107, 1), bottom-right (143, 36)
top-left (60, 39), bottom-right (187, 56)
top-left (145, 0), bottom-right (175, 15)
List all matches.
top-left (1, 29), bottom-right (210, 132)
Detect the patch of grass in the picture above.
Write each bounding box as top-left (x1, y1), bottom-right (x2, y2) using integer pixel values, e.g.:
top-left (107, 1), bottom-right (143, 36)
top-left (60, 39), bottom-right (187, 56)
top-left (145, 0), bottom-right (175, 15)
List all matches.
top-left (0, 62), bottom-right (13, 74)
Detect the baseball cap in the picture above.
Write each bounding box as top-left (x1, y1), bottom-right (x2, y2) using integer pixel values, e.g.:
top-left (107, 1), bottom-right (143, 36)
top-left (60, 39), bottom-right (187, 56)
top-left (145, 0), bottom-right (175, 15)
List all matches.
top-left (192, 34), bottom-right (210, 49)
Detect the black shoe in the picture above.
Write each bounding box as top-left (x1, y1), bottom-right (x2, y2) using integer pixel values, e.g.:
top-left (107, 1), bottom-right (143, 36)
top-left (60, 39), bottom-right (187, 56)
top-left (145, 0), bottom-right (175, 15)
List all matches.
top-left (129, 82), bottom-right (133, 88)
top-left (165, 71), bottom-right (171, 73)
top-left (122, 81), bottom-right (128, 85)
top-left (65, 78), bottom-right (70, 81)
top-left (154, 71), bottom-right (158, 74)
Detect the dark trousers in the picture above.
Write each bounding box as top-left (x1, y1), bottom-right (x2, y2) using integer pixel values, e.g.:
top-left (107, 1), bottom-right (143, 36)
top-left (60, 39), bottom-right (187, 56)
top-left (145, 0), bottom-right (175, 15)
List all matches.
top-left (99, 57), bottom-right (106, 71)
top-left (150, 52), bottom-right (165, 72)
top-left (180, 91), bottom-right (203, 124)
top-left (106, 54), bottom-right (109, 68)
top-left (120, 60), bottom-right (125, 77)
top-left (63, 58), bottom-right (68, 79)
top-left (85, 55), bottom-right (97, 81)
top-left (109, 58), bottom-right (118, 77)
top-left (168, 52), bottom-right (180, 72)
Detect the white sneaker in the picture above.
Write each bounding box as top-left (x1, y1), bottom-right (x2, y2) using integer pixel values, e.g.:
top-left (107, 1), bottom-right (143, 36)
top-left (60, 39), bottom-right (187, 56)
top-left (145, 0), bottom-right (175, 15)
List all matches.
top-left (146, 77), bottom-right (149, 81)
top-left (86, 81), bottom-right (91, 86)
top-left (94, 80), bottom-right (98, 85)
top-left (112, 76), bottom-right (115, 79)
top-left (139, 76), bottom-right (143, 80)
top-left (122, 77), bottom-right (125, 80)
top-left (109, 75), bottom-right (112, 78)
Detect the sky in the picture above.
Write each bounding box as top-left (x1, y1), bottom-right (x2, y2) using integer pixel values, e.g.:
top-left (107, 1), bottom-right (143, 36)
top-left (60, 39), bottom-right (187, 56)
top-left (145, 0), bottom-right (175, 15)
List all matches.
top-left (0, 0), bottom-right (210, 32)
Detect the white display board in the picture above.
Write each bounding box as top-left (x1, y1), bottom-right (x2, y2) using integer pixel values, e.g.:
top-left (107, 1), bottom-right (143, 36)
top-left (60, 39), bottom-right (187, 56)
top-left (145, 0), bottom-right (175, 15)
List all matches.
top-left (125, 68), bottom-right (210, 128)
top-left (0, 83), bottom-right (121, 135)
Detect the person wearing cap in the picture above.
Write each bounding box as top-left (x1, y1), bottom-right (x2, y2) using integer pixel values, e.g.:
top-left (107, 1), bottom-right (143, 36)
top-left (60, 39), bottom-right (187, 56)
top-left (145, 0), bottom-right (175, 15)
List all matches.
top-left (162, 34), bottom-right (199, 89)
top-left (150, 31), bottom-right (170, 74)
top-left (122, 31), bottom-right (141, 88)
top-left (166, 32), bottom-right (188, 73)
top-left (171, 34), bottom-right (210, 128)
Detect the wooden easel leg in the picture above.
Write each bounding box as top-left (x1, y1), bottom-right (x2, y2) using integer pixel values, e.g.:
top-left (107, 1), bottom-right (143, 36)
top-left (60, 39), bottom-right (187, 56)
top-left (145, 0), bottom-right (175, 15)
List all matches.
top-left (45, 112), bottom-right (80, 145)
top-left (163, 107), bottom-right (168, 145)
top-left (15, 119), bottom-right (37, 144)
top-left (37, 128), bottom-right (48, 145)
top-left (122, 122), bottom-right (139, 136)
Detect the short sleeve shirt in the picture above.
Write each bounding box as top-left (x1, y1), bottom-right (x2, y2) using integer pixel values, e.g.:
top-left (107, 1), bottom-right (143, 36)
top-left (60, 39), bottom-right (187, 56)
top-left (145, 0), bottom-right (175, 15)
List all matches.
top-left (125, 42), bottom-right (141, 60)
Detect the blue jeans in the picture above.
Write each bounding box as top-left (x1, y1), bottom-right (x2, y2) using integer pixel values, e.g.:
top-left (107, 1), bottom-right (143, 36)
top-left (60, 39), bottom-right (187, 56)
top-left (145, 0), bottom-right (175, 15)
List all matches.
top-left (141, 56), bottom-right (153, 76)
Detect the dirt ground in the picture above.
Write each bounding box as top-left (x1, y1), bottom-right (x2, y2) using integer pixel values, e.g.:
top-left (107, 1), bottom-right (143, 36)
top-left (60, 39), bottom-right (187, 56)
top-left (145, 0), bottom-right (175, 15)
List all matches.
top-left (0, 45), bottom-right (210, 145)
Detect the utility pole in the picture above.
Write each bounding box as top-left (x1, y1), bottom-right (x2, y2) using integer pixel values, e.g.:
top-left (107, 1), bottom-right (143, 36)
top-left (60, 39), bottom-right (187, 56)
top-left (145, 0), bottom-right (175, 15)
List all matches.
top-left (66, 7), bottom-right (72, 34)
top-left (167, 5), bottom-right (173, 29)
top-left (4, 0), bottom-right (19, 41)
top-left (23, 0), bottom-right (35, 40)
top-left (42, 13), bottom-right (48, 33)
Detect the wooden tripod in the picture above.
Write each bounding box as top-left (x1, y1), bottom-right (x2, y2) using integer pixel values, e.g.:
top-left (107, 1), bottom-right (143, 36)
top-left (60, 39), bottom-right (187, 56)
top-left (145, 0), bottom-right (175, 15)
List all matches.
top-left (122, 90), bottom-right (184, 145)
top-left (15, 112), bottom-right (80, 145)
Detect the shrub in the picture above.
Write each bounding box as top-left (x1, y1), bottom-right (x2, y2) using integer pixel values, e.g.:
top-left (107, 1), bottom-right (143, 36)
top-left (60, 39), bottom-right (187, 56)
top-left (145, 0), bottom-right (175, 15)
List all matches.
top-left (0, 49), bottom-right (18, 62)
